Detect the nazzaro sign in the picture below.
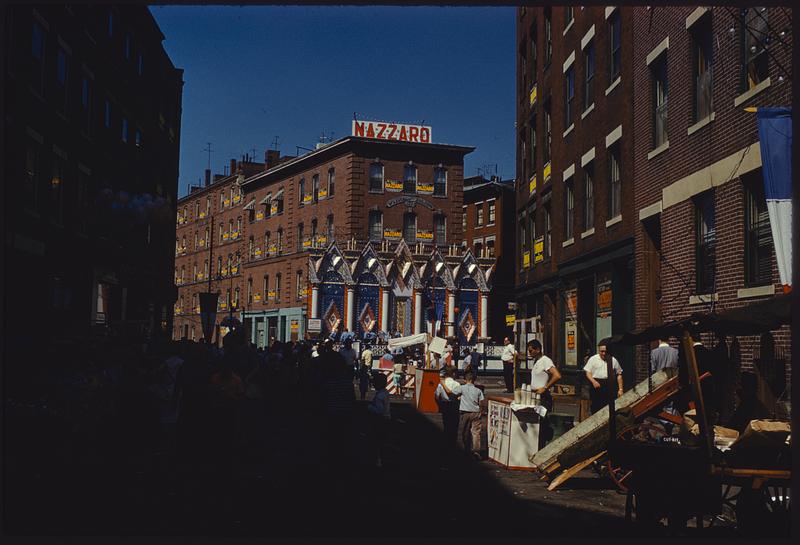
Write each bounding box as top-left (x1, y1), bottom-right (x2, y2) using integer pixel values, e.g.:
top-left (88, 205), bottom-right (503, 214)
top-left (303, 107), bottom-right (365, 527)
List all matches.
top-left (352, 120), bottom-right (432, 143)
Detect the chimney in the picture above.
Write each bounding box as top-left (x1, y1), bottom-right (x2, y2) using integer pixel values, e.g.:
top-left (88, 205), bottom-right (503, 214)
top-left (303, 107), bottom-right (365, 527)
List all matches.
top-left (265, 149), bottom-right (280, 170)
top-left (204, 169), bottom-right (211, 187)
top-left (230, 159), bottom-right (237, 177)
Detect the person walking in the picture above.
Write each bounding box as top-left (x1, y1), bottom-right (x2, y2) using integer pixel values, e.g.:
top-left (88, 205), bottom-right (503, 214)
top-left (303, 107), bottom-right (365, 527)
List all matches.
top-left (650, 338), bottom-right (679, 374)
top-left (500, 337), bottom-right (518, 393)
top-left (458, 371), bottom-right (485, 460)
top-left (366, 373), bottom-right (391, 467)
top-left (339, 339), bottom-right (358, 380)
top-left (583, 344), bottom-right (623, 414)
top-left (527, 339), bottom-right (561, 448)
top-left (434, 366), bottom-right (461, 447)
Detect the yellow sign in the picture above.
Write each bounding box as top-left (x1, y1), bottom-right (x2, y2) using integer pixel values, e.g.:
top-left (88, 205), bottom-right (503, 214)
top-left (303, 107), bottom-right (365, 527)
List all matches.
top-left (523, 250), bottom-right (531, 268)
top-left (290, 319), bottom-right (299, 331)
top-left (529, 174), bottom-right (537, 194)
top-left (224, 199), bottom-right (230, 207)
top-left (268, 290), bottom-right (277, 300)
top-left (416, 230), bottom-right (434, 241)
top-left (223, 232), bottom-right (229, 240)
top-left (383, 228), bottom-right (402, 240)
top-left (505, 314), bottom-right (516, 326)
top-left (299, 287), bottom-right (307, 297)
top-left (255, 248), bottom-right (263, 257)
top-left (231, 231), bottom-right (239, 239)
top-left (529, 84), bottom-right (537, 106)
top-left (268, 244), bottom-right (277, 254)
top-left (254, 293), bottom-right (262, 302)
top-left (302, 238), bottom-right (312, 248)
top-left (256, 210), bottom-right (264, 220)
top-left (318, 188), bottom-right (328, 199)
top-left (543, 161), bottom-right (551, 182)
top-left (303, 193), bottom-right (313, 204)
top-left (220, 301), bottom-right (227, 310)
top-left (199, 239), bottom-right (205, 247)
top-left (233, 195), bottom-right (241, 204)
top-left (385, 180), bottom-right (403, 192)
top-left (231, 266), bottom-right (238, 274)
top-left (199, 211), bottom-right (206, 218)
top-left (416, 183), bottom-right (434, 195)
top-left (316, 235), bottom-right (327, 245)
top-left (221, 267), bottom-right (229, 275)
top-left (270, 201), bottom-right (279, 215)
top-left (534, 237), bottom-right (544, 263)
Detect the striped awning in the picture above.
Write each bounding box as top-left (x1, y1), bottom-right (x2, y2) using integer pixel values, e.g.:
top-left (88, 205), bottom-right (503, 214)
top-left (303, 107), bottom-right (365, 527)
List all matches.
top-left (259, 192), bottom-right (272, 205)
top-left (243, 199), bottom-right (256, 211)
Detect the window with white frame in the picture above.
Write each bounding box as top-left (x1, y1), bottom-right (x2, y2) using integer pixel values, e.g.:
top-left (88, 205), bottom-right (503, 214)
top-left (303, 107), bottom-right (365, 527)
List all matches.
top-left (369, 163), bottom-right (384, 192)
top-left (608, 144), bottom-right (622, 219)
top-left (488, 199), bottom-right (496, 225)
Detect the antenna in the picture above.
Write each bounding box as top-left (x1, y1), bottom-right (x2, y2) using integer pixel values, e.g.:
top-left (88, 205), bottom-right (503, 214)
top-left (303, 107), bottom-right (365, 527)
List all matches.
top-left (271, 136), bottom-right (280, 151)
top-left (203, 142), bottom-right (213, 170)
top-left (249, 147), bottom-right (257, 161)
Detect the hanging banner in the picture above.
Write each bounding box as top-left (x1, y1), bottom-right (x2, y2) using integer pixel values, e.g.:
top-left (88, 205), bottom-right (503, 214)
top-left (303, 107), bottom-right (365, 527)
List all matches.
top-left (270, 201), bottom-right (279, 215)
top-left (416, 229), bottom-right (434, 242)
top-left (256, 210), bottom-right (264, 220)
top-left (523, 250), bottom-right (531, 268)
top-left (534, 237), bottom-right (544, 263)
top-left (756, 107), bottom-right (793, 288)
top-left (318, 187), bottom-right (328, 199)
top-left (383, 228), bottom-right (402, 240)
top-left (416, 182), bottom-right (434, 195)
top-left (385, 180), bottom-right (403, 192)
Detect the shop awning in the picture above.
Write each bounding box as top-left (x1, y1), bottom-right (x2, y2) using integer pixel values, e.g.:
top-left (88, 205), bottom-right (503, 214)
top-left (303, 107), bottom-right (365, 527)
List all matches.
top-left (259, 193), bottom-right (272, 205)
top-left (243, 199), bottom-right (256, 211)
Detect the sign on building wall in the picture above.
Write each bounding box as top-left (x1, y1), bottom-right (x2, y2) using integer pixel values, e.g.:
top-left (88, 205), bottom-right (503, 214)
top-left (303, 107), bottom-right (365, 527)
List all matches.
top-left (270, 201), bottom-right (279, 215)
top-left (505, 314), bottom-right (516, 327)
top-left (308, 318), bottom-right (322, 332)
top-left (416, 182), bottom-right (434, 195)
top-left (565, 320), bottom-right (578, 366)
top-left (352, 120), bottom-right (432, 143)
top-left (383, 228), bottom-right (402, 241)
top-left (596, 274), bottom-right (612, 346)
top-left (416, 229), bottom-right (434, 242)
top-left (534, 237), bottom-right (544, 263)
top-left (529, 174), bottom-right (537, 194)
top-left (385, 180), bottom-right (403, 192)
top-left (523, 250), bottom-right (531, 269)
top-left (318, 187), bottom-right (328, 199)
top-left (256, 210), bottom-right (264, 220)
top-left (543, 162), bottom-right (551, 182)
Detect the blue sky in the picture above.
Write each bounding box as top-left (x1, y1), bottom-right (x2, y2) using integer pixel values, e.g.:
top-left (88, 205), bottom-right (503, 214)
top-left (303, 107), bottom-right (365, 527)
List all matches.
top-left (150, 5), bottom-right (516, 197)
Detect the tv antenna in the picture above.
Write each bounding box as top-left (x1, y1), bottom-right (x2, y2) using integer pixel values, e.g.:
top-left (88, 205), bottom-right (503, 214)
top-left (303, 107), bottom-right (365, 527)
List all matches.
top-left (271, 136), bottom-right (280, 151)
top-left (203, 142), bottom-right (213, 170)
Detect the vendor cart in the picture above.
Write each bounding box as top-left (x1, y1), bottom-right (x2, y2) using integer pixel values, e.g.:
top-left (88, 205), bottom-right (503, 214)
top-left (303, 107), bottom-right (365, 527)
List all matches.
top-left (601, 294), bottom-right (792, 535)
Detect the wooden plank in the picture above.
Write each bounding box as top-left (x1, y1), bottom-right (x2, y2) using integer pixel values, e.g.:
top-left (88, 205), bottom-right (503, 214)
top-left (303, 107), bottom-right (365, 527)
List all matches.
top-left (681, 331), bottom-right (714, 458)
top-left (547, 451), bottom-right (606, 491)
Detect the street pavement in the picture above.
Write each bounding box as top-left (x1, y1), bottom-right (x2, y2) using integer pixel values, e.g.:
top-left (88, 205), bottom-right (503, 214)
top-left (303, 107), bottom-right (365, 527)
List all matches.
top-left (4, 374), bottom-right (634, 540)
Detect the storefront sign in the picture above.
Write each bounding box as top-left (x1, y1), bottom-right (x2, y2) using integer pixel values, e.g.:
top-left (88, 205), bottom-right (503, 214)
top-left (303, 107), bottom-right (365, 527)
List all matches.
top-left (597, 279), bottom-right (612, 318)
top-left (416, 183), bottom-right (434, 195)
top-left (534, 237), bottom-right (544, 263)
top-left (565, 320), bottom-right (578, 366)
top-left (233, 195), bottom-right (241, 204)
top-left (290, 319), bottom-right (299, 332)
top-left (385, 196), bottom-right (435, 210)
top-left (224, 198), bottom-right (230, 207)
top-left (416, 229), bottom-right (434, 241)
top-left (565, 288), bottom-right (578, 317)
top-left (254, 293), bottom-right (262, 302)
top-left (383, 228), bottom-right (402, 240)
top-left (302, 237), bottom-right (312, 248)
top-left (222, 232), bottom-right (229, 240)
top-left (255, 248), bottom-right (263, 257)
top-left (308, 318), bottom-right (322, 332)
top-left (268, 244), bottom-right (278, 255)
top-left (352, 120), bottom-right (432, 143)
top-left (299, 287), bottom-right (307, 297)
top-left (385, 180), bottom-right (403, 192)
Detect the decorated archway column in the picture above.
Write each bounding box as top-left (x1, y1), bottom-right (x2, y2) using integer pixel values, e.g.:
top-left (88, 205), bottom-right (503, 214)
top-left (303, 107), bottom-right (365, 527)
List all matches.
top-left (447, 290), bottom-right (455, 337)
top-left (381, 288), bottom-right (390, 333)
top-left (345, 285), bottom-right (354, 332)
top-left (414, 290), bottom-right (422, 334)
top-left (480, 292), bottom-right (489, 338)
top-left (311, 285), bottom-right (320, 319)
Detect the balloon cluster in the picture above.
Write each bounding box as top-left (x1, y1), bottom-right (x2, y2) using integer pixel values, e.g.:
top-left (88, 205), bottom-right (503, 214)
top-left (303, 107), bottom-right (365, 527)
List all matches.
top-left (98, 188), bottom-right (172, 225)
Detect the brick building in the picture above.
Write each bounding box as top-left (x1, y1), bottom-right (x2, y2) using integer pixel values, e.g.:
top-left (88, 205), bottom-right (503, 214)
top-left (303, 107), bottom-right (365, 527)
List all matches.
top-left (515, 6), bottom-right (636, 383)
top-left (172, 155), bottom-right (274, 341)
top-left (463, 175), bottom-right (516, 342)
top-left (4, 5), bottom-right (183, 347)
top-left (631, 6), bottom-right (792, 408)
top-left (240, 136), bottom-right (474, 344)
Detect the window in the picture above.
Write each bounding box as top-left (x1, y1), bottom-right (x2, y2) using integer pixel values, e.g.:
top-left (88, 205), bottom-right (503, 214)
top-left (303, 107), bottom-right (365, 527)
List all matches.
top-left (519, 40), bottom-right (527, 94)
top-left (31, 20), bottom-right (46, 94)
top-left (434, 214), bottom-right (446, 245)
top-left (544, 205), bottom-right (552, 258)
top-left (608, 145), bottom-right (622, 219)
top-left (234, 287), bottom-right (240, 308)
top-left (565, 181), bottom-right (574, 239)
top-left (544, 8), bottom-right (552, 67)
top-left (584, 42), bottom-right (595, 110)
top-left (276, 189), bottom-right (285, 214)
top-left (403, 212), bottom-right (416, 244)
top-left (297, 223), bottom-right (304, 251)
top-left (194, 231), bottom-right (198, 250)
top-left (219, 223), bottom-right (224, 243)
top-left (263, 275), bottom-right (269, 301)
top-left (434, 167), bottom-right (447, 196)
top-left (204, 227), bottom-right (209, 246)
top-left (220, 192), bottom-right (225, 209)
top-left (296, 270), bottom-right (304, 299)
top-left (529, 116), bottom-right (537, 177)
top-left (519, 214), bottom-right (527, 266)
top-left (194, 202), bottom-right (199, 219)
top-left (544, 99), bottom-right (552, 165)
top-left (565, 7), bottom-right (574, 29)
top-left (609, 10), bottom-right (621, 80)
top-left (298, 178), bottom-right (305, 203)
top-left (486, 237), bottom-right (496, 258)
top-left (328, 168), bottom-right (335, 197)
top-left (692, 15), bottom-right (713, 121)
top-left (474, 240), bottom-right (483, 258)
top-left (77, 169), bottom-right (89, 233)
top-left (264, 231), bottom-right (271, 254)
top-left (248, 236), bottom-right (254, 259)
top-left (204, 259), bottom-right (209, 278)
top-left (247, 278), bottom-right (253, 305)
top-left (121, 117), bottom-right (128, 143)
top-left (25, 141), bottom-right (40, 212)
top-left (135, 129), bottom-right (141, 147)
top-left (488, 200), bottom-right (496, 225)
top-left (311, 218), bottom-right (318, 245)
top-left (192, 262), bottom-right (197, 281)
top-left (180, 265), bottom-right (185, 283)
top-left (275, 274), bottom-right (282, 299)
top-left (206, 196), bottom-right (211, 215)
top-left (217, 256), bottom-right (222, 276)
top-left (56, 45), bottom-right (68, 113)
top-left (742, 8), bottom-right (769, 90)
top-left (104, 99), bottom-right (111, 128)
top-left (476, 202), bottom-right (484, 226)
top-left (583, 164), bottom-right (594, 230)
top-left (403, 164), bottom-right (417, 193)
top-left (225, 289), bottom-right (231, 308)
top-left (326, 214), bottom-right (334, 239)
top-left (462, 205), bottom-right (467, 230)
top-left (277, 228), bottom-right (283, 253)
top-left (312, 174), bottom-right (319, 202)
top-left (228, 219), bottom-right (233, 237)
top-left (652, 54), bottom-right (669, 147)
top-left (529, 21), bottom-right (538, 82)
top-left (695, 191), bottom-right (716, 293)
top-left (744, 174), bottom-right (773, 285)
top-left (565, 66), bottom-right (575, 128)
top-left (80, 76), bottom-right (91, 134)
top-left (51, 155), bottom-right (64, 224)
top-left (237, 216), bottom-right (242, 234)
top-left (369, 163), bottom-right (384, 192)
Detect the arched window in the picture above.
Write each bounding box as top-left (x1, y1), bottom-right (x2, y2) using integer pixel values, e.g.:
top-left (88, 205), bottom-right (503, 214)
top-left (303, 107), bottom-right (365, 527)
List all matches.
top-left (277, 228), bottom-right (283, 253)
top-left (369, 210), bottom-right (382, 241)
top-left (403, 164), bottom-right (417, 193)
top-left (369, 163), bottom-right (384, 192)
top-left (434, 167), bottom-right (447, 196)
top-left (328, 168), bottom-right (335, 197)
top-left (403, 212), bottom-right (416, 243)
top-left (298, 178), bottom-right (305, 203)
top-left (248, 236), bottom-right (254, 259)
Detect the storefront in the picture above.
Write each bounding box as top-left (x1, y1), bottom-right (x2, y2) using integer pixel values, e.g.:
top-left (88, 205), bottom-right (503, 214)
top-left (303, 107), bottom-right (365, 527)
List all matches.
top-left (244, 306), bottom-right (306, 345)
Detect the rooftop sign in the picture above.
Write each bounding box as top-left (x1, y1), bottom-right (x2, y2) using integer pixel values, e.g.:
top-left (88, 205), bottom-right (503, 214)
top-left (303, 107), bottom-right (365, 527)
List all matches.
top-left (352, 120), bottom-right (432, 143)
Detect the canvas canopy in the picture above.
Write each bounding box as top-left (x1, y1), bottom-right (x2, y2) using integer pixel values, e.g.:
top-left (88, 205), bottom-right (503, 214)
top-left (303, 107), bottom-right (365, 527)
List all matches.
top-left (387, 333), bottom-right (428, 350)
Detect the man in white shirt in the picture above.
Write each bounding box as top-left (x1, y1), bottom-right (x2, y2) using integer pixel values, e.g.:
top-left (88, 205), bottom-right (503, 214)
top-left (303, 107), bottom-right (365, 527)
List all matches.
top-left (435, 366), bottom-right (462, 446)
top-left (458, 371), bottom-right (485, 459)
top-left (583, 344), bottom-right (623, 414)
top-left (527, 340), bottom-right (561, 448)
top-left (500, 337), bottom-right (518, 393)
